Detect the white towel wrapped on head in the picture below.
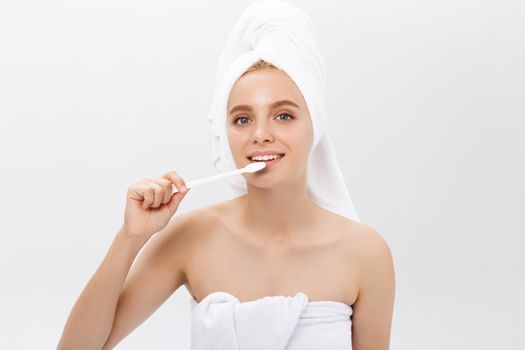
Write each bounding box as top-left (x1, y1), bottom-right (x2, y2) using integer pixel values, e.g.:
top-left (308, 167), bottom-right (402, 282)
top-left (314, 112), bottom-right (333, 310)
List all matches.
top-left (206, 0), bottom-right (360, 222)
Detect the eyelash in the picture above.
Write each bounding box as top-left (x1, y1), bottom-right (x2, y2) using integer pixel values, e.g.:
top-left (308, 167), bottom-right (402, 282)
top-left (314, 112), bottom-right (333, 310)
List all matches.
top-left (233, 113), bottom-right (294, 125)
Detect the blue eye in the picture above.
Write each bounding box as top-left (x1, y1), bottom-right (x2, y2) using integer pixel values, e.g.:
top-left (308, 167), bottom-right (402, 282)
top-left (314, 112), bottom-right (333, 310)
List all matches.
top-left (234, 116), bottom-right (250, 125)
top-left (234, 113), bottom-right (294, 125)
top-left (277, 113), bottom-right (293, 121)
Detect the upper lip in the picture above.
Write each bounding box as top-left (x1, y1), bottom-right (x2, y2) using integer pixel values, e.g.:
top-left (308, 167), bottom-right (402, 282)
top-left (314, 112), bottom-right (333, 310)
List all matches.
top-left (247, 150), bottom-right (286, 158)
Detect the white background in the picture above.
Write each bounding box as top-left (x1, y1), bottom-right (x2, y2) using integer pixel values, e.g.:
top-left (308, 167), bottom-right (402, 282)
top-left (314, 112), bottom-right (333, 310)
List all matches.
top-left (1, 0), bottom-right (523, 349)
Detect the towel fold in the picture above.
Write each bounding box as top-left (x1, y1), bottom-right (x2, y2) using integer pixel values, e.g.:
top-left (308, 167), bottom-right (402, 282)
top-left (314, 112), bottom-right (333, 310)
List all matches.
top-left (190, 291), bottom-right (353, 350)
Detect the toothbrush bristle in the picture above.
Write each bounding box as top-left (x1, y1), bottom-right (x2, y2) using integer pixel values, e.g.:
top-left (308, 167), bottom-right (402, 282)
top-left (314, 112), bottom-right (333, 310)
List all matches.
top-left (244, 162), bottom-right (266, 172)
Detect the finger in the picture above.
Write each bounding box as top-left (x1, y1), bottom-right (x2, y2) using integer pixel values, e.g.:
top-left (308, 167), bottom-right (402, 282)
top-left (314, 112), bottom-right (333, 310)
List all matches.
top-left (127, 183), bottom-right (145, 202)
top-left (143, 186), bottom-right (155, 209)
top-left (167, 188), bottom-right (187, 214)
top-left (129, 181), bottom-right (161, 209)
top-left (161, 171), bottom-right (188, 194)
top-left (143, 181), bottom-right (164, 208)
top-left (139, 179), bottom-right (162, 208)
top-left (146, 178), bottom-right (172, 204)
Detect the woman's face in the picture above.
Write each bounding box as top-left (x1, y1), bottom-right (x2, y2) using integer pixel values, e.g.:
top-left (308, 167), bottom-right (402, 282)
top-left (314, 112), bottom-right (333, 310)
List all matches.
top-left (226, 67), bottom-right (313, 188)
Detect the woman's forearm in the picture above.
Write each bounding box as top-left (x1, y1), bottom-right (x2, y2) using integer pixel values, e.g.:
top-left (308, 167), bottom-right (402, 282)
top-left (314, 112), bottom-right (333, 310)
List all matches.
top-left (57, 228), bottom-right (147, 350)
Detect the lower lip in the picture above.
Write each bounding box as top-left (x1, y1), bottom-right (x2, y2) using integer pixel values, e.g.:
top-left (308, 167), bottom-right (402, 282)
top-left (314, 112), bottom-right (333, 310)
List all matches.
top-left (249, 155), bottom-right (284, 169)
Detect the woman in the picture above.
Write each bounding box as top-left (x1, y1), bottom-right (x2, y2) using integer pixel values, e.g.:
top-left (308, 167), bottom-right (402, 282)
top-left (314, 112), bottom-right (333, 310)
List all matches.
top-left (58, 1), bottom-right (395, 350)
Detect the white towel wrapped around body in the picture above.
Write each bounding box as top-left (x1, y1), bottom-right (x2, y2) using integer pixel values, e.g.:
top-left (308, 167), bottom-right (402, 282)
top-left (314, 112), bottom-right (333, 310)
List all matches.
top-left (190, 291), bottom-right (353, 350)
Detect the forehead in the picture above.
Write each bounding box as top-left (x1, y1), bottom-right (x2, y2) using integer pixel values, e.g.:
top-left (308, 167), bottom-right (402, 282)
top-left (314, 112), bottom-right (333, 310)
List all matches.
top-left (227, 68), bottom-right (305, 109)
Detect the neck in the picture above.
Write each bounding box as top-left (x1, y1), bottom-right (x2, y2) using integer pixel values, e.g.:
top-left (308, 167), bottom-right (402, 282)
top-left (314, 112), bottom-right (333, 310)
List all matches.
top-left (238, 174), bottom-right (318, 243)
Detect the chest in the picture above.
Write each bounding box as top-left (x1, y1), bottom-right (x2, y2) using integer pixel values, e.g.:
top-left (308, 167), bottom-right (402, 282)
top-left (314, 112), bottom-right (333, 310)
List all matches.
top-left (183, 222), bottom-right (360, 306)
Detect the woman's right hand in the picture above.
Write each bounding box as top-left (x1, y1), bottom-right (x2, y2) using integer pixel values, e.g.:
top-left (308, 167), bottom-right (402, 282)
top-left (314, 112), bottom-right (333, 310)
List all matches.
top-left (121, 171), bottom-right (190, 242)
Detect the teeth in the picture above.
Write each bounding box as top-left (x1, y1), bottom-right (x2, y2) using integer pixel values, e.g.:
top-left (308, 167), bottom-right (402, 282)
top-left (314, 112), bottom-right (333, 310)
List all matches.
top-left (249, 154), bottom-right (283, 161)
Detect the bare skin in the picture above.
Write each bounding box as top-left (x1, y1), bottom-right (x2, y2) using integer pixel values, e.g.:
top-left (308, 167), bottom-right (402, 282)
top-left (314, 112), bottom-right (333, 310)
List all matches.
top-left (179, 65), bottom-right (364, 305)
top-left (178, 192), bottom-right (395, 350)
top-left (74, 65), bottom-right (394, 350)
top-left (182, 195), bottom-right (364, 306)
top-left (180, 66), bottom-right (395, 348)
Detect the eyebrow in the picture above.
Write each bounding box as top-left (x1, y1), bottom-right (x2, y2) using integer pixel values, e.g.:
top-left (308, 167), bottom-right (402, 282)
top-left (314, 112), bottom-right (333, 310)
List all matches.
top-left (228, 99), bottom-right (299, 115)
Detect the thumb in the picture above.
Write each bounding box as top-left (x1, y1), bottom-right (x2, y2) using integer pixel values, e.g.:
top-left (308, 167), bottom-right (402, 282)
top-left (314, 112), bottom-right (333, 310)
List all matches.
top-left (167, 189), bottom-right (188, 214)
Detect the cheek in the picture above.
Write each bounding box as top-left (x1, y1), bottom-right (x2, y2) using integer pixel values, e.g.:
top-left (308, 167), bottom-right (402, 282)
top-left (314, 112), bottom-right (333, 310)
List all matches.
top-left (227, 128), bottom-right (249, 155)
top-left (274, 126), bottom-right (310, 149)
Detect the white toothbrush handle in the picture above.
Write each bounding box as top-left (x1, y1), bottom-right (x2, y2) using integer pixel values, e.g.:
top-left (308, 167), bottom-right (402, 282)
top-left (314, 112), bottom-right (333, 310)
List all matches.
top-left (173, 168), bottom-right (243, 193)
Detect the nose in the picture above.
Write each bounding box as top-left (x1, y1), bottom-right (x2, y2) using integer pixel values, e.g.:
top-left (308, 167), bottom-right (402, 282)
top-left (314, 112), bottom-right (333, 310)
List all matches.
top-left (251, 119), bottom-right (274, 144)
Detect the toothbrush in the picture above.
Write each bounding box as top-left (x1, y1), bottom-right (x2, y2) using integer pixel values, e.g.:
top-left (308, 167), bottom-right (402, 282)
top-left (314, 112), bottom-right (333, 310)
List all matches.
top-left (172, 162), bottom-right (266, 193)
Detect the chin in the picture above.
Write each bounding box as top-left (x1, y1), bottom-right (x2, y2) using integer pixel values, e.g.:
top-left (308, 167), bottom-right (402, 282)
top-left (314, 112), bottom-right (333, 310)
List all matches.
top-left (246, 182), bottom-right (281, 191)
top-left (244, 171), bottom-right (286, 190)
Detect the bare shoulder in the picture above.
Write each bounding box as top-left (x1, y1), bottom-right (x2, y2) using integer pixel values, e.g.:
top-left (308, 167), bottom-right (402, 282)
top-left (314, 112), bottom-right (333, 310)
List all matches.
top-left (316, 208), bottom-right (393, 269)
top-left (176, 200), bottom-right (229, 236)
top-left (163, 203), bottom-right (221, 248)
top-left (344, 222), bottom-right (396, 348)
top-left (331, 216), bottom-right (394, 280)
top-left (316, 208), bottom-right (388, 254)
top-left (342, 220), bottom-right (394, 275)
top-left (162, 200), bottom-right (229, 263)
top-left (350, 222), bottom-right (392, 259)
top-left (345, 221), bottom-right (395, 302)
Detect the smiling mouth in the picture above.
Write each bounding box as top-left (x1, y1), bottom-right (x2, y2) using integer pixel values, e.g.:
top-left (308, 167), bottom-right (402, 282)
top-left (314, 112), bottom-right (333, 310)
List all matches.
top-left (246, 154), bottom-right (285, 162)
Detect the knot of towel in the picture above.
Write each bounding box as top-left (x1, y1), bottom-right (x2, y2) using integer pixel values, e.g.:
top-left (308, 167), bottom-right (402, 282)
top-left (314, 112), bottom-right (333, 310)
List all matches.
top-left (190, 291), bottom-right (353, 350)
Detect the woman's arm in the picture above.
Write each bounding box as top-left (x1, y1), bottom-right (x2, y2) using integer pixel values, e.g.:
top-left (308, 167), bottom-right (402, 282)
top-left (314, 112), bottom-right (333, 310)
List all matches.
top-left (99, 215), bottom-right (190, 349)
top-left (57, 212), bottom-right (191, 350)
top-left (57, 228), bottom-right (148, 349)
top-left (351, 228), bottom-right (396, 350)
